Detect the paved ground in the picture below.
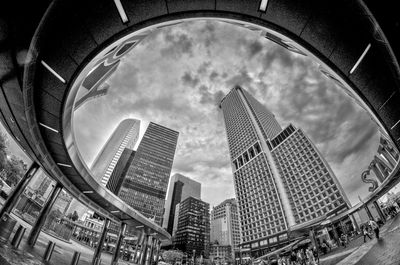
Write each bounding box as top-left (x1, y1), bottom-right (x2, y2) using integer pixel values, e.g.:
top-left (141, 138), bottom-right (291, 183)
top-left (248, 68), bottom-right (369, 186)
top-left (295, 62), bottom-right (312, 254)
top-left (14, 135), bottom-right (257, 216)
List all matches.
top-left (2, 206), bottom-right (400, 265)
top-left (354, 214), bottom-right (400, 265)
top-left (0, 213), bottom-right (117, 265)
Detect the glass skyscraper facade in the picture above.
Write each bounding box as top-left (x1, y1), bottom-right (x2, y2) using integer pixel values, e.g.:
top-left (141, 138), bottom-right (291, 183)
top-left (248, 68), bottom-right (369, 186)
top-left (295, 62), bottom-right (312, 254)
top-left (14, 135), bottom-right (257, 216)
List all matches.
top-left (163, 173), bottom-right (201, 235)
top-left (220, 86), bottom-right (349, 255)
top-left (90, 118), bottom-right (140, 186)
top-left (118, 122), bottom-right (179, 226)
top-left (68, 118), bottom-right (140, 218)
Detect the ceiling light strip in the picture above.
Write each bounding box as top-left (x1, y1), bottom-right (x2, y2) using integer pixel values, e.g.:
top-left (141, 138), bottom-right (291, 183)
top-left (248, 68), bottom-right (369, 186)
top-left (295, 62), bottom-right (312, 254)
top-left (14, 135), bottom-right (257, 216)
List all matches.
top-left (57, 163), bottom-right (72, 168)
top-left (349, 43), bottom-right (371, 74)
top-left (259, 0), bottom-right (269, 12)
top-left (113, 0), bottom-right (129, 23)
top-left (41, 60), bottom-right (66, 83)
top-left (391, 119), bottom-right (400, 130)
top-left (39, 122), bottom-right (59, 133)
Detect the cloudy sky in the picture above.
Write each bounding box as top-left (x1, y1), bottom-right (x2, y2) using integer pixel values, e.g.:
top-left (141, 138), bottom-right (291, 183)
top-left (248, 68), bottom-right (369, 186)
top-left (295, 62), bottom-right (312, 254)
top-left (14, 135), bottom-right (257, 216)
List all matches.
top-left (73, 20), bottom-right (381, 207)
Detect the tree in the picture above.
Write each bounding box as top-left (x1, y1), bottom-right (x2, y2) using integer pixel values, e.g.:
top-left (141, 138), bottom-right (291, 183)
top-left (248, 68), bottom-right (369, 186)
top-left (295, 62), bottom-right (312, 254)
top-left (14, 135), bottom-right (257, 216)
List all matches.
top-left (0, 132), bottom-right (8, 171)
top-left (162, 250), bottom-right (184, 264)
top-left (72, 210), bottom-right (79, 221)
top-left (4, 155), bottom-right (27, 187)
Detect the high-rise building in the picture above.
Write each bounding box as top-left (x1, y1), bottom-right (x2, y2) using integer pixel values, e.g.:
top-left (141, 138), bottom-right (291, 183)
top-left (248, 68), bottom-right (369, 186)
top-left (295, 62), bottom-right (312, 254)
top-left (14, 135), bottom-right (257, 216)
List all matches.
top-left (220, 86), bottom-right (350, 255)
top-left (90, 118), bottom-right (140, 186)
top-left (210, 198), bottom-right (241, 254)
top-left (68, 119), bottom-right (140, 218)
top-left (173, 196), bottom-right (210, 258)
top-left (106, 148), bottom-right (136, 195)
top-left (118, 122), bottom-right (179, 226)
top-left (163, 173), bottom-right (201, 234)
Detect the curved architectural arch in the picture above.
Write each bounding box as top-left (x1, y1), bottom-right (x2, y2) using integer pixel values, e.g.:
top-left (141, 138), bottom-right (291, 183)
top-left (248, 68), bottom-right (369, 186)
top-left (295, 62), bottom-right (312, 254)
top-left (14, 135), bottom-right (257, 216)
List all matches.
top-left (1, 0), bottom-right (400, 244)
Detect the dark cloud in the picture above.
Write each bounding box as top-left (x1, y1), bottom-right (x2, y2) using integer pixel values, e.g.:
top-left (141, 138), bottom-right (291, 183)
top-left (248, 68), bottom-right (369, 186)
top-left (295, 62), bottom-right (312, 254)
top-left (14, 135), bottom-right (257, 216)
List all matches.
top-left (247, 40), bottom-right (263, 58)
top-left (200, 21), bottom-right (217, 48)
top-left (197, 61), bottom-right (212, 75)
top-left (209, 71), bottom-right (219, 81)
top-left (160, 33), bottom-right (193, 58)
top-left (328, 120), bottom-right (378, 163)
top-left (197, 85), bottom-right (225, 108)
top-left (181, 72), bottom-right (200, 88)
top-left (261, 46), bottom-right (294, 70)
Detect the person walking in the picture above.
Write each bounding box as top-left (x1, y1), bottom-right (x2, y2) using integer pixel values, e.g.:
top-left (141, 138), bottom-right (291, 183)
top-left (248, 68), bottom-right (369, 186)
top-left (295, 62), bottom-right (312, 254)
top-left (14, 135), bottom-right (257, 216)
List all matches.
top-left (362, 225), bottom-right (372, 243)
top-left (368, 219), bottom-right (380, 239)
top-left (306, 247), bottom-right (315, 265)
top-left (312, 246), bottom-right (319, 264)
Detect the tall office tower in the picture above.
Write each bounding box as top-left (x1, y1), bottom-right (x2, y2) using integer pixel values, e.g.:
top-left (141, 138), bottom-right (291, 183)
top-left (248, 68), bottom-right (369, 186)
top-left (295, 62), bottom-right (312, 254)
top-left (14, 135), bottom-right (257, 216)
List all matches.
top-left (106, 148), bottom-right (135, 195)
top-left (210, 199), bottom-right (241, 252)
top-left (90, 118), bottom-right (140, 186)
top-left (67, 119), bottom-right (140, 218)
top-left (163, 173), bottom-right (201, 234)
top-left (220, 86), bottom-right (350, 255)
top-left (173, 196), bottom-right (210, 258)
top-left (118, 122), bottom-right (179, 226)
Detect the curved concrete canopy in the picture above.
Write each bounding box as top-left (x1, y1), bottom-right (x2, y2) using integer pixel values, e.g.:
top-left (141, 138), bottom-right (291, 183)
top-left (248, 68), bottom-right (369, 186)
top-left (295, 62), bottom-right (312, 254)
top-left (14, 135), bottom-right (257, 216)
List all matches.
top-left (1, 0), bottom-right (400, 244)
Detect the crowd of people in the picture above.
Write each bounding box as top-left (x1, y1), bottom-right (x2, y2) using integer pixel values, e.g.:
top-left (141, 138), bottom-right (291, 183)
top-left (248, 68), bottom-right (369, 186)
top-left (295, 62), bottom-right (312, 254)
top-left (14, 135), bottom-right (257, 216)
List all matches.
top-left (259, 246), bottom-right (319, 265)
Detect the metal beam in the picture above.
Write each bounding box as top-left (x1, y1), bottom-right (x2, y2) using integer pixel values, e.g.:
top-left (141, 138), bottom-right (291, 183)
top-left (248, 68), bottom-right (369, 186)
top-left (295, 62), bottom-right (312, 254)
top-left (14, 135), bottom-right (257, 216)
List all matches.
top-left (27, 182), bottom-right (62, 246)
top-left (111, 222), bottom-right (127, 265)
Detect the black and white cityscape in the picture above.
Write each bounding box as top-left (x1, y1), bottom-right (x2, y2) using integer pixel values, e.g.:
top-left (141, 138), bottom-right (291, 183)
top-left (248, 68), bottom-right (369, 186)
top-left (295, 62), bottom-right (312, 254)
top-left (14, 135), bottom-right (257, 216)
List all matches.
top-left (1, 3), bottom-right (400, 265)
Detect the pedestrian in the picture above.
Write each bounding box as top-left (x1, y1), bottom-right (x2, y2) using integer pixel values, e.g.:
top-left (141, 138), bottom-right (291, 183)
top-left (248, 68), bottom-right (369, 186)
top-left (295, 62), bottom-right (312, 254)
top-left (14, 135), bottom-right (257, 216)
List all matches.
top-left (312, 246), bottom-right (319, 264)
top-left (339, 233), bottom-right (347, 248)
top-left (368, 219), bottom-right (380, 239)
top-left (306, 247), bottom-right (315, 265)
top-left (362, 225), bottom-right (372, 243)
top-left (290, 251), bottom-right (297, 265)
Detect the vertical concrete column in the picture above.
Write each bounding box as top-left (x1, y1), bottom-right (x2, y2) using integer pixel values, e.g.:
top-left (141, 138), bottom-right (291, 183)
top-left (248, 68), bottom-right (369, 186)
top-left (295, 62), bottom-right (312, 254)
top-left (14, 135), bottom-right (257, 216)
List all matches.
top-left (111, 222), bottom-right (127, 265)
top-left (373, 201), bottom-right (385, 221)
top-left (154, 240), bottom-right (161, 264)
top-left (27, 182), bottom-right (62, 247)
top-left (134, 231), bottom-right (144, 263)
top-left (92, 218), bottom-right (110, 265)
top-left (146, 237), bottom-right (155, 265)
top-left (139, 234), bottom-right (150, 265)
top-left (365, 204), bottom-right (374, 220)
top-left (349, 214), bottom-right (360, 231)
top-left (0, 162), bottom-right (39, 217)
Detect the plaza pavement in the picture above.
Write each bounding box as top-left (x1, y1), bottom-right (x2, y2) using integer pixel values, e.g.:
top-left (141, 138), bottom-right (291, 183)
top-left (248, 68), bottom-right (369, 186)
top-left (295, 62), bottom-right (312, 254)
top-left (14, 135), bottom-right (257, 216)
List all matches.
top-left (0, 213), bottom-right (115, 265)
top-left (1, 206), bottom-right (400, 265)
top-left (319, 214), bottom-right (400, 265)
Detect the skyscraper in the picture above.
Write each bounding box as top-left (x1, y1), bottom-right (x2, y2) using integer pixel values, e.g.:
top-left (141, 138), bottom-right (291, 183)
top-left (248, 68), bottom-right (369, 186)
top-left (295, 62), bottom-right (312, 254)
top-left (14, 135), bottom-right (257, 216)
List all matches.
top-left (118, 122), bottom-right (179, 226)
top-left (90, 118), bottom-right (140, 186)
top-left (163, 173), bottom-right (201, 234)
top-left (220, 86), bottom-right (349, 255)
top-left (210, 199), bottom-right (241, 252)
top-left (106, 148), bottom-right (135, 195)
top-left (68, 119), bottom-right (140, 218)
top-left (173, 196), bottom-right (210, 258)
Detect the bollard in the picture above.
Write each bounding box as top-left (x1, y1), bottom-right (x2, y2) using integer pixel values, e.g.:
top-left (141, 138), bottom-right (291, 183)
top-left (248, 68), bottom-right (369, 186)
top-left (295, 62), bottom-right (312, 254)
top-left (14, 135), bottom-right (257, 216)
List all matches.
top-left (70, 251), bottom-right (81, 265)
top-left (11, 225), bottom-right (26, 248)
top-left (93, 257), bottom-right (102, 265)
top-left (43, 241), bottom-right (56, 262)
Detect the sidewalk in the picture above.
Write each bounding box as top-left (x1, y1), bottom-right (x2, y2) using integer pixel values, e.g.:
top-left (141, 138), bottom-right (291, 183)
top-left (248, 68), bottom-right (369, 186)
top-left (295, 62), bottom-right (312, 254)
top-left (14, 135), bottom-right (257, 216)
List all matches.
top-left (0, 212), bottom-right (115, 265)
top-left (317, 215), bottom-right (399, 265)
top-left (335, 214), bottom-right (400, 265)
